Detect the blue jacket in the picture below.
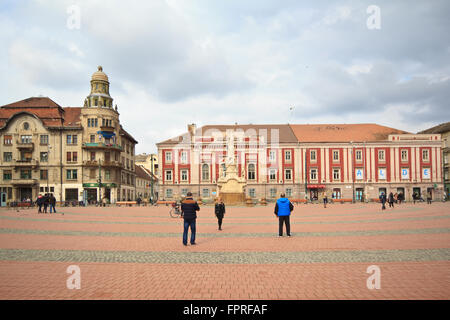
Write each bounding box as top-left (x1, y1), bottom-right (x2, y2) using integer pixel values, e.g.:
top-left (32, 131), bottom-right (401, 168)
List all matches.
top-left (274, 198), bottom-right (293, 216)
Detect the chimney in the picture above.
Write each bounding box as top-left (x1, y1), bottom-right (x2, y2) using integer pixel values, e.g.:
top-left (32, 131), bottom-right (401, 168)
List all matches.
top-left (188, 123), bottom-right (196, 136)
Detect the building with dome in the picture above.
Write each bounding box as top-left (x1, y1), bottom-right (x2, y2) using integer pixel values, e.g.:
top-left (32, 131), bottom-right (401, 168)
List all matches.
top-left (0, 67), bottom-right (138, 205)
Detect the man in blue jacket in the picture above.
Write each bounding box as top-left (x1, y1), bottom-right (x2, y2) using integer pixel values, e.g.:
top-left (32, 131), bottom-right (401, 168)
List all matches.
top-left (274, 193), bottom-right (294, 237)
top-left (181, 192), bottom-right (200, 246)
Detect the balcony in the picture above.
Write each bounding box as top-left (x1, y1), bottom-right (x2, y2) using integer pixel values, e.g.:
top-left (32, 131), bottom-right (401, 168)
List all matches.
top-left (102, 160), bottom-right (124, 168)
top-left (82, 142), bottom-right (122, 151)
top-left (12, 178), bottom-right (38, 186)
top-left (83, 160), bottom-right (99, 167)
top-left (14, 159), bottom-right (39, 168)
top-left (16, 141), bottom-right (34, 150)
top-left (100, 125), bottom-right (115, 132)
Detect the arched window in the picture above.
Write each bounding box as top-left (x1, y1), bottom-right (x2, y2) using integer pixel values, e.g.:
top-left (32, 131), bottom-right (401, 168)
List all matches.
top-left (23, 122), bottom-right (29, 130)
top-left (202, 164), bottom-right (209, 181)
top-left (248, 163), bottom-right (256, 180)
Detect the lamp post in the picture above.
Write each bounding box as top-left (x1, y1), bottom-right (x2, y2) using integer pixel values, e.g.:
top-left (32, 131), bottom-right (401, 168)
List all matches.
top-left (304, 148), bottom-right (308, 202)
top-left (350, 141), bottom-right (355, 203)
top-left (47, 146), bottom-right (52, 195)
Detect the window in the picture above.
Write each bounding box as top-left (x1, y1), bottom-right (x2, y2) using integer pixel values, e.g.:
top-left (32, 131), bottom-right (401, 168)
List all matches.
top-left (40, 135), bottom-right (48, 145)
top-left (105, 170), bottom-right (110, 180)
top-left (20, 170), bottom-right (31, 179)
top-left (66, 135), bottom-right (77, 145)
top-left (285, 150), bottom-right (291, 162)
top-left (270, 188), bottom-right (277, 198)
top-left (165, 170), bottom-right (173, 182)
top-left (422, 149), bottom-right (429, 162)
top-left (181, 188), bottom-right (188, 197)
top-left (401, 150), bottom-right (408, 162)
top-left (310, 150), bottom-right (317, 162)
top-left (249, 188), bottom-right (256, 198)
top-left (269, 169), bottom-right (277, 181)
top-left (23, 122), bottom-right (29, 130)
top-left (21, 135), bottom-right (32, 143)
top-left (90, 152), bottom-right (96, 161)
top-left (285, 169), bottom-right (292, 180)
top-left (90, 135), bottom-right (95, 143)
top-left (165, 151), bottom-right (172, 162)
top-left (248, 163), bottom-right (256, 180)
top-left (333, 150), bottom-right (339, 161)
top-left (333, 169), bottom-right (340, 181)
top-left (3, 152), bottom-right (12, 162)
top-left (355, 150), bottom-right (362, 162)
top-left (72, 152), bottom-right (77, 162)
top-left (67, 152), bottom-right (71, 162)
top-left (4, 135), bottom-right (12, 145)
top-left (378, 150), bottom-right (385, 161)
top-left (202, 164), bottom-right (210, 181)
top-left (286, 188), bottom-right (292, 198)
top-left (180, 151), bottom-right (188, 164)
top-left (269, 150), bottom-right (276, 162)
top-left (166, 189), bottom-right (173, 198)
top-left (332, 188), bottom-right (341, 199)
top-left (3, 170), bottom-right (12, 181)
top-left (40, 152), bottom-right (48, 162)
top-left (181, 170), bottom-right (188, 182)
top-left (40, 170), bottom-right (48, 180)
top-left (90, 169), bottom-right (96, 179)
top-left (66, 169), bottom-right (78, 180)
top-left (310, 168), bottom-right (318, 180)
top-left (221, 163), bottom-right (226, 177)
top-left (202, 189), bottom-right (210, 198)
top-left (105, 152), bottom-right (110, 162)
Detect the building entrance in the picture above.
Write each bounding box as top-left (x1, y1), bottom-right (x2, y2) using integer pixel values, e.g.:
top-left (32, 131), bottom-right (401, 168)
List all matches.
top-left (19, 187), bottom-right (32, 201)
top-left (356, 188), bottom-right (364, 201)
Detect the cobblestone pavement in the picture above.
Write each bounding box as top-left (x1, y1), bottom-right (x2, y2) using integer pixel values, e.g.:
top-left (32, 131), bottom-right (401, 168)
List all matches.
top-left (0, 202), bottom-right (449, 300)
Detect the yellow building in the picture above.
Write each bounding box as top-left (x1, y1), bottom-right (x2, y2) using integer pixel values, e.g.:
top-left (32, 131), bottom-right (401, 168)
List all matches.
top-left (0, 67), bottom-right (138, 205)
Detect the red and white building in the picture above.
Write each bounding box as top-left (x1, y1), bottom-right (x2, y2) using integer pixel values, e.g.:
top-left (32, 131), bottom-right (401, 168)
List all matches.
top-left (156, 124), bottom-right (444, 202)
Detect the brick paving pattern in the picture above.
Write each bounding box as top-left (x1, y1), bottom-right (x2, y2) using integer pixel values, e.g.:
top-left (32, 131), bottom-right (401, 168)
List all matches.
top-left (0, 202), bottom-right (449, 300)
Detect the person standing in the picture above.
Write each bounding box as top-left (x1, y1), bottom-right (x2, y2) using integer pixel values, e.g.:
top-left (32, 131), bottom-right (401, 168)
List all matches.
top-left (36, 194), bottom-right (43, 213)
top-left (274, 193), bottom-right (294, 237)
top-left (43, 193), bottom-right (49, 213)
top-left (49, 193), bottom-right (56, 213)
top-left (427, 191), bottom-right (432, 205)
top-left (388, 192), bottom-right (394, 208)
top-left (214, 198), bottom-right (226, 230)
top-left (413, 192), bottom-right (418, 204)
top-left (323, 192), bottom-right (328, 208)
top-left (181, 192), bottom-right (200, 246)
top-left (379, 192), bottom-right (387, 211)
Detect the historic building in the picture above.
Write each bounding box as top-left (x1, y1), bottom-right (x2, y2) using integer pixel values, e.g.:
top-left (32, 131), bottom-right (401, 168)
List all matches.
top-left (0, 67), bottom-right (138, 205)
top-left (156, 123), bottom-right (444, 203)
top-left (420, 122), bottom-right (450, 197)
top-left (135, 165), bottom-right (158, 201)
top-left (135, 153), bottom-right (159, 176)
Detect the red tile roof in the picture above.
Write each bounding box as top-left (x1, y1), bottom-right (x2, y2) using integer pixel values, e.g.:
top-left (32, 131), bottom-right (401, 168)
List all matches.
top-left (289, 124), bottom-right (410, 143)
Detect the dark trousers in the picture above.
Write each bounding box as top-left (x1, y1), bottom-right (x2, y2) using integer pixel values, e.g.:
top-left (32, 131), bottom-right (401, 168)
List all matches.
top-left (43, 204), bottom-right (48, 213)
top-left (38, 204), bottom-right (42, 213)
top-left (50, 204), bottom-right (56, 213)
top-left (388, 201), bottom-right (394, 208)
top-left (278, 215), bottom-right (291, 236)
top-left (217, 216), bottom-right (223, 229)
top-left (183, 218), bottom-right (196, 245)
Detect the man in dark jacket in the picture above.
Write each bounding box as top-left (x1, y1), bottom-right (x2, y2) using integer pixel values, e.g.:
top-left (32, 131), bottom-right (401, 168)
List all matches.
top-left (43, 193), bottom-right (49, 213)
top-left (379, 192), bottom-right (387, 211)
top-left (388, 192), bottom-right (394, 208)
top-left (214, 198), bottom-right (226, 230)
top-left (36, 194), bottom-right (43, 213)
top-left (274, 193), bottom-right (294, 237)
top-left (181, 192), bottom-right (200, 245)
top-left (49, 194), bottom-right (56, 213)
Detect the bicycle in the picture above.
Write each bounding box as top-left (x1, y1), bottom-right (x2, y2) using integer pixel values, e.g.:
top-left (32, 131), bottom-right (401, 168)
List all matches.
top-left (169, 202), bottom-right (182, 218)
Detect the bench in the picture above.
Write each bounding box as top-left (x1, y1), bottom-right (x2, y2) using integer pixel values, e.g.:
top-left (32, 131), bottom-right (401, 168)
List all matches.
top-left (116, 201), bottom-right (137, 207)
top-left (156, 200), bottom-right (176, 206)
top-left (333, 198), bottom-right (353, 203)
top-left (291, 199), bottom-right (307, 205)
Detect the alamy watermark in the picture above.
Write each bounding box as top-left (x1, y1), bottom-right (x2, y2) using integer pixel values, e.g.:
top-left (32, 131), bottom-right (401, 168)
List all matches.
top-left (66, 265), bottom-right (81, 289)
top-left (366, 265), bottom-right (381, 290)
top-left (367, 5), bottom-right (381, 30)
top-left (67, 4), bottom-right (81, 30)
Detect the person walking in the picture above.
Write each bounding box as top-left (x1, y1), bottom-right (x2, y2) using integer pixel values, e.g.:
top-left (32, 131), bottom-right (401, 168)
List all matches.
top-left (274, 193), bottom-right (294, 237)
top-left (398, 192), bottom-right (404, 204)
top-left (214, 198), bottom-right (226, 231)
top-left (427, 191), bottom-right (432, 205)
top-left (379, 192), bottom-right (387, 211)
top-left (413, 192), bottom-right (418, 204)
top-left (181, 192), bottom-right (200, 246)
top-left (49, 193), bottom-right (56, 213)
top-left (43, 193), bottom-right (49, 213)
top-left (323, 192), bottom-right (328, 208)
top-left (388, 192), bottom-right (394, 208)
top-left (36, 194), bottom-right (43, 213)
top-left (394, 192), bottom-right (398, 204)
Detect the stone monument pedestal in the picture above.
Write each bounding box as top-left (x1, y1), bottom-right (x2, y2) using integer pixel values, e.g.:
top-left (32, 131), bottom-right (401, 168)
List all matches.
top-left (221, 193), bottom-right (245, 205)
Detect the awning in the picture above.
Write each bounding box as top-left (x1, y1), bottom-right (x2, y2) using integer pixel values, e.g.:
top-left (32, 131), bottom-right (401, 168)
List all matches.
top-left (97, 131), bottom-right (116, 139)
top-left (307, 184), bottom-right (326, 189)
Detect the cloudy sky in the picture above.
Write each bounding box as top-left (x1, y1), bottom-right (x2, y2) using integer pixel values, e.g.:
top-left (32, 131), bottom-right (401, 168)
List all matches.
top-left (1, 0), bottom-right (449, 153)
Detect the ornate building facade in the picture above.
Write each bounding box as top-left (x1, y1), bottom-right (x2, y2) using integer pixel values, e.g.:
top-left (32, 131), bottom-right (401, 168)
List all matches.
top-left (0, 67), bottom-right (137, 205)
top-left (156, 123), bottom-right (444, 202)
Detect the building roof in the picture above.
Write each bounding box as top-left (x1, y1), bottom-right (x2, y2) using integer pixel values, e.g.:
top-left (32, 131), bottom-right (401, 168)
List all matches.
top-left (157, 124), bottom-right (298, 145)
top-left (418, 122), bottom-right (450, 134)
top-left (0, 97), bottom-right (82, 129)
top-left (135, 165), bottom-right (157, 181)
top-left (289, 124), bottom-right (410, 143)
top-left (120, 125), bottom-right (138, 144)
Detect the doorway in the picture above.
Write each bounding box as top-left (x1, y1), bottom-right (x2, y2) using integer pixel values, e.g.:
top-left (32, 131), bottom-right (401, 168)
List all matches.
top-left (309, 189), bottom-right (319, 201)
top-left (19, 187), bottom-right (32, 201)
top-left (356, 188), bottom-right (364, 201)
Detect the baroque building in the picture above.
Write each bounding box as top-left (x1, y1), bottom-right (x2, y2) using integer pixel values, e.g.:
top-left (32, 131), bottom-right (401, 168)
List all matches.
top-left (156, 123), bottom-right (444, 203)
top-left (0, 67), bottom-right (137, 205)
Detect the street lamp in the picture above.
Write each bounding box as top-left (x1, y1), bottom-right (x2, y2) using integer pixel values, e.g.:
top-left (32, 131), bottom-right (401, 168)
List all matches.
top-left (47, 146), bottom-right (52, 195)
top-left (350, 141), bottom-right (355, 203)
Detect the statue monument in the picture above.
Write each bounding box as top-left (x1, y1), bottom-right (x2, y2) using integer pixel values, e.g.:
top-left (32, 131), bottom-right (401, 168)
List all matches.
top-left (217, 134), bottom-right (246, 205)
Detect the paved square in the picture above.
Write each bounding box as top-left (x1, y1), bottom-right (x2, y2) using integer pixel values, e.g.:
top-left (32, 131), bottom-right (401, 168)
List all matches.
top-left (0, 202), bottom-right (449, 300)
